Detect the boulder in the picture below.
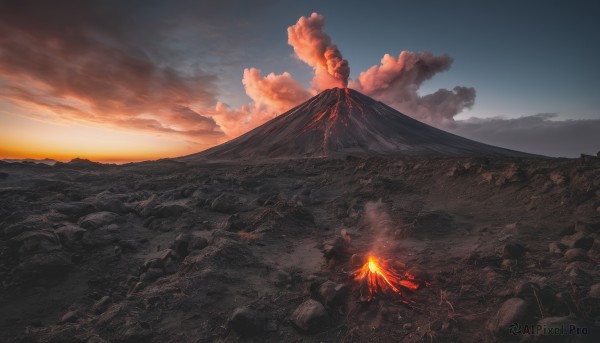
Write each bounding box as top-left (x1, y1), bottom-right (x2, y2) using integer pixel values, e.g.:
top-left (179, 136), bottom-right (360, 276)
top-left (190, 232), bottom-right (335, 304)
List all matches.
top-left (140, 268), bottom-right (164, 283)
top-left (152, 201), bottom-right (189, 218)
top-left (55, 225), bottom-right (87, 246)
top-left (290, 299), bottom-right (329, 333)
top-left (561, 232), bottom-right (594, 251)
top-left (8, 230), bottom-right (62, 257)
top-left (318, 281), bottom-right (349, 307)
top-left (564, 248), bottom-right (587, 261)
top-left (210, 194), bottom-right (239, 213)
top-left (52, 202), bottom-right (96, 218)
top-left (487, 298), bottom-right (530, 335)
top-left (502, 242), bottom-right (526, 259)
top-left (171, 233), bottom-right (191, 257)
top-left (78, 211), bottom-right (119, 230)
top-left (229, 307), bottom-right (266, 335)
top-left (10, 252), bottom-right (71, 280)
top-left (92, 296), bottom-right (112, 314)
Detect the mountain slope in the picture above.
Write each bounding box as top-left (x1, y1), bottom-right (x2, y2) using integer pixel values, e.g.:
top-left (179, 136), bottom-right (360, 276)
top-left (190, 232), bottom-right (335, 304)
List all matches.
top-left (180, 88), bottom-right (535, 161)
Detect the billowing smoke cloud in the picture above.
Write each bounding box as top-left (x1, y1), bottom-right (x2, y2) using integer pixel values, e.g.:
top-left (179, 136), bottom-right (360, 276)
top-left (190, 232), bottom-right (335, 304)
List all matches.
top-left (350, 51), bottom-right (476, 127)
top-left (242, 68), bottom-right (311, 113)
top-left (287, 12), bottom-right (350, 90)
top-left (199, 68), bottom-right (311, 140)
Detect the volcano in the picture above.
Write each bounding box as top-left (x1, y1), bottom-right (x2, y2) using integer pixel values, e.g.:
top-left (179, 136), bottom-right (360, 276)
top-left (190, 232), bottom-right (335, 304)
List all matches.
top-left (181, 88), bottom-right (533, 161)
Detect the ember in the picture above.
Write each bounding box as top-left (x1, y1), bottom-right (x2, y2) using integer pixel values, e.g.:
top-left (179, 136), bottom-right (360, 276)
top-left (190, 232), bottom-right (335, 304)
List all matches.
top-left (353, 254), bottom-right (422, 301)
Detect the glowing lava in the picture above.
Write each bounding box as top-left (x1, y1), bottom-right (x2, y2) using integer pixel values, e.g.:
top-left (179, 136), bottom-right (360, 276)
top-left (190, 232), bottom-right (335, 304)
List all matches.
top-left (353, 255), bottom-right (421, 301)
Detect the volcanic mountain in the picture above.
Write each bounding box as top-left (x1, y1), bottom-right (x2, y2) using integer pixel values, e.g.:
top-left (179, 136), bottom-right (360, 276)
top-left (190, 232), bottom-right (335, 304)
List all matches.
top-left (180, 88), bottom-right (533, 161)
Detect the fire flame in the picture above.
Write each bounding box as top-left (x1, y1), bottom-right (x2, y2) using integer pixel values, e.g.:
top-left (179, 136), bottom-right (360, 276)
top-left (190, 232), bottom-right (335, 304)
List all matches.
top-left (353, 255), bottom-right (421, 301)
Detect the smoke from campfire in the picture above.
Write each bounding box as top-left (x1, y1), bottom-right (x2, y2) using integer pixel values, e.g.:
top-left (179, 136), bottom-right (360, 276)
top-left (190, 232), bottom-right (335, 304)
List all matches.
top-left (288, 12), bottom-right (350, 90)
top-left (364, 200), bottom-right (396, 253)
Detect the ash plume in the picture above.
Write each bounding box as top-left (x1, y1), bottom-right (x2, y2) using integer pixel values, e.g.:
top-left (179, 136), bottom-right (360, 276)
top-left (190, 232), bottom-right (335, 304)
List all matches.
top-left (242, 68), bottom-right (311, 114)
top-left (287, 12), bottom-right (350, 90)
top-left (350, 51), bottom-right (476, 127)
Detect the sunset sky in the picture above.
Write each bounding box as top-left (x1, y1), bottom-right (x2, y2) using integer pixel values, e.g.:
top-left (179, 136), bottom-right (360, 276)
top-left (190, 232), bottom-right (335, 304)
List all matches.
top-left (1, 0), bottom-right (599, 162)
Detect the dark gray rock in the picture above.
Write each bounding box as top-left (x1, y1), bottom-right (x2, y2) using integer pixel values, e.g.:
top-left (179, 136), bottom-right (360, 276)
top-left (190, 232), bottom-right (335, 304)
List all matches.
top-left (210, 194), bottom-right (239, 213)
top-left (290, 299), bottom-right (329, 333)
top-left (562, 232), bottom-right (595, 251)
top-left (502, 242), bottom-right (526, 259)
top-left (52, 202), bottom-right (96, 218)
top-left (487, 298), bottom-right (530, 334)
top-left (78, 211), bottom-right (119, 230)
top-left (140, 268), bottom-right (164, 283)
top-left (318, 281), bottom-right (349, 307)
top-left (189, 234), bottom-right (208, 251)
top-left (92, 296), bottom-right (112, 314)
top-left (564, 248), bottom-right (587, 261)
top-left (229, 307), bottom-right (266, 335)
top-left (171, 233), bottom-right (191, 257)
top-left (55, 225), bottom-right (86, 246)
top-left (8, 230), bottom-right (62, 257)
top-left (153, 201), bottom-right (189, 218)
top-left (60, 310), bottom-right (80, 323)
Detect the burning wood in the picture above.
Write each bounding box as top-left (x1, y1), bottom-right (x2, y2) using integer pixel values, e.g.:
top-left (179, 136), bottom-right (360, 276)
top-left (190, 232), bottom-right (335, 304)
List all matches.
top-left (353, 254), bottom-right (424, 302)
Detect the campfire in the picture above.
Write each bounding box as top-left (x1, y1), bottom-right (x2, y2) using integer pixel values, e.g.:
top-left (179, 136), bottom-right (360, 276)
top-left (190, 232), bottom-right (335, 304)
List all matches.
top-left (353, 254), bottom-right (424, 302)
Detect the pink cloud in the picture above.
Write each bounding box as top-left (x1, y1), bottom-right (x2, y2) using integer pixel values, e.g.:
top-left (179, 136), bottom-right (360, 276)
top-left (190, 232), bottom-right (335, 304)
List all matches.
top-left (350, 51), bottom-right (476, 127)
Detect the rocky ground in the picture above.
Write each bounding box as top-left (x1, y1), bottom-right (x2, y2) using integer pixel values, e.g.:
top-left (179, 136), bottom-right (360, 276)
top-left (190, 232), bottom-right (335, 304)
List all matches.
top-left (0, 156), bottom-right (599, 342)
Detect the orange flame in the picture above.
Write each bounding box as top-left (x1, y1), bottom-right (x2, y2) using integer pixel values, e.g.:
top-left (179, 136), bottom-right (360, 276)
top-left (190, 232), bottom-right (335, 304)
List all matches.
top-left (353, 255), bottom-right (421, 301)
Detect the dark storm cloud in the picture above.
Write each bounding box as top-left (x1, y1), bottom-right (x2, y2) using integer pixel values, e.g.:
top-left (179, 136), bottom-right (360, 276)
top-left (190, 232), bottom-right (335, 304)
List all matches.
top-left (0, 0), bottom-right (273, 143)
top-left (451, 114), bottom-right (600, 157)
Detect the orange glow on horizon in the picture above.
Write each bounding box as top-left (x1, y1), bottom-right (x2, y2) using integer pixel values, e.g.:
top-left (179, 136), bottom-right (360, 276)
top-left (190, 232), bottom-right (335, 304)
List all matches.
top-left (0, 111), bottom-right (218, 163)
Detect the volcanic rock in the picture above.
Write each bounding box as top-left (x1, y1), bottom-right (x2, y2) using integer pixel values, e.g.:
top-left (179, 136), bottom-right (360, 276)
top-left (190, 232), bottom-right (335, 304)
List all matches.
top-left (8, 230), bottom-right (62, 257)
top-left (548, 242), bottom-right (565, 255)
top-left (55, 225), bottom-right (86, 246)
top-left (561, 232), bottom-right (595, 251)
top-left (502, 242), bottom-right (526, 259)
top-left (140, 268), bottom-right (164, 283)
top-left (210, 194), bottom-right (239, 213)
top-left (564, 248), bottom-right (587, 261)
top-left (317, 281), bottom-right (349, 307)
top-left (59, 310), bottom-right (80, 324)
top-left (51, 201), bottom-right (96, 218)
top-left (290, 299), bottom-right (329, 333)
top-left (78, 211), bottom-right (120, 230)
top-left (229, 307), bottom-right (266, 335)
top-left (153, 201), bottom-right (189, 218)
top-left (92, 296), bottom-right (113, 315)
top-left (487, 298), bottom-right (530, 335)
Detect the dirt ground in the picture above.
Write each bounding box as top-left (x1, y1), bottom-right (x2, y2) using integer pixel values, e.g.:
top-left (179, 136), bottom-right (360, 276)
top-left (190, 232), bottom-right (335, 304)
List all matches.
top-left (0, 156), bottom-right (599, 342)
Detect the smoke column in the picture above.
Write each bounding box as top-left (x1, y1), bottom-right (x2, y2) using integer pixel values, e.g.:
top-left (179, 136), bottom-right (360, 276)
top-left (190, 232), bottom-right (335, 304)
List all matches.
top-left (287, 12), bottom-right (350, 90)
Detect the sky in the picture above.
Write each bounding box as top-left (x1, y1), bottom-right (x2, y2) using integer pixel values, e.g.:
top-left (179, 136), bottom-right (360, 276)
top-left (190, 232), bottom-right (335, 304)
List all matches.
top-left (1, 0), bottom-right (599, 162)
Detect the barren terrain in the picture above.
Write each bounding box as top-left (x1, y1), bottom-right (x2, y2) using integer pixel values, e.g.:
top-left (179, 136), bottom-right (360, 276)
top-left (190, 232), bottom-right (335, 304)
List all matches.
top-left (1, 156), bottom-right (599, 342)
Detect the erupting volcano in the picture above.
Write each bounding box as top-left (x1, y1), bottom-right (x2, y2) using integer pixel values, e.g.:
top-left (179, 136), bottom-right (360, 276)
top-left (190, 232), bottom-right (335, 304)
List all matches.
top-left (180, 88), bottom-right (533, 161)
